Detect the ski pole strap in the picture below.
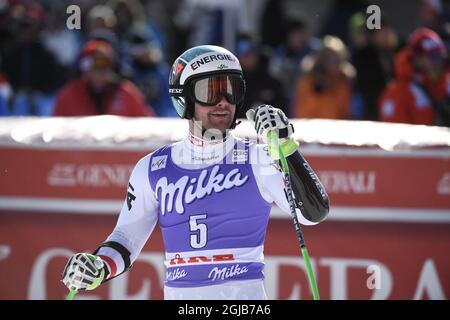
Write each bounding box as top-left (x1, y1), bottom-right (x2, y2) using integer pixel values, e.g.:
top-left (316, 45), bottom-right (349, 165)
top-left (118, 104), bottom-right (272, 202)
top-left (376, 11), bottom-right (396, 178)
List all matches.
top-left (267, 136), bottom-right (299, 160)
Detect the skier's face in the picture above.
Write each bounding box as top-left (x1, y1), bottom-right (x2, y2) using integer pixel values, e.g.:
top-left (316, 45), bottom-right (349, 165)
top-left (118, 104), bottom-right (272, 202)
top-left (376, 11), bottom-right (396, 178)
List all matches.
top-left (191, 98), bottom-right (236, 135)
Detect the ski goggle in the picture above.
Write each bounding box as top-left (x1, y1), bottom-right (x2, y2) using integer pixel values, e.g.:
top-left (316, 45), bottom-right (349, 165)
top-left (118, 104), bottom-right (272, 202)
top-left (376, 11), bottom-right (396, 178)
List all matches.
top-left (190, 74), bottom-right (245, 106)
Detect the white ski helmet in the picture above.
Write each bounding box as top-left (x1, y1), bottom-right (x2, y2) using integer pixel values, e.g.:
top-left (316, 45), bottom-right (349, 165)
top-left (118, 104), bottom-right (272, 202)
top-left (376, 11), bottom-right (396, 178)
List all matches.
top-left (169, 45), bottom-right (246, 128)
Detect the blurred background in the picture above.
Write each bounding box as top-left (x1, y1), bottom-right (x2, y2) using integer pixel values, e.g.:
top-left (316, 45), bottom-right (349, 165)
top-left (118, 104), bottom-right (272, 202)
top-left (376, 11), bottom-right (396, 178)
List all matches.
top-left (0, 0), bottom-right (449, 300)
top-left (0, 0), bottom-right (449, 122)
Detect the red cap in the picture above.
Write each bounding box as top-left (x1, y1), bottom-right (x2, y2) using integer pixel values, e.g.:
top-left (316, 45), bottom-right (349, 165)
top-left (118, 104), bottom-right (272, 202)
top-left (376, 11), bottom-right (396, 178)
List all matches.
top-left (79, 40), bottom-right (115, 71)
top-left (408, 27), bottom-right (446, 57)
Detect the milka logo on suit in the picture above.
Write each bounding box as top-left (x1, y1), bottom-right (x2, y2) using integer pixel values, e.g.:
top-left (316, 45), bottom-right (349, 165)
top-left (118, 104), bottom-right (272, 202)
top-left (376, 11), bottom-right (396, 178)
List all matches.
top-left (155, 165), bottom-right (248, 215)
top-left (208, 264), bottom-right (249, 281)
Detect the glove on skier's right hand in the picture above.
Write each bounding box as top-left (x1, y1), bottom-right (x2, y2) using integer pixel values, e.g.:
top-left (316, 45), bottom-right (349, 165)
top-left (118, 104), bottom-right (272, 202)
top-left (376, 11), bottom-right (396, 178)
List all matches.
top-left (61, 253), bottom-right (106, 292)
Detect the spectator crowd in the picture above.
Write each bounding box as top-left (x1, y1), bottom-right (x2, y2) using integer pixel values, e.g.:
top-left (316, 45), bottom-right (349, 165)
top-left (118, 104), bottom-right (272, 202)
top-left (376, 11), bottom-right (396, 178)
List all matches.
top-left (0, 0), bottom-right (449, 126)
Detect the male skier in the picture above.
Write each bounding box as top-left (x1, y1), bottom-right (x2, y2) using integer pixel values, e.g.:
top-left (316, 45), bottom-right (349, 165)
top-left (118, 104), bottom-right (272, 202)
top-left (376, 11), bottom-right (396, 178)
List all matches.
top-left (62, 45), bottom-right (329, 300)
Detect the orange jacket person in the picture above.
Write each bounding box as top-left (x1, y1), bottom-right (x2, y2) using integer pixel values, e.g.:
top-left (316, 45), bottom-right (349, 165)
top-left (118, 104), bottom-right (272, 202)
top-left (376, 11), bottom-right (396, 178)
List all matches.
top-left (53, 40), bottom-right (154, 117)
top-left (292, 36), bottom-right (355, 120)
top-left (378, 28), bottom-right (449, 126)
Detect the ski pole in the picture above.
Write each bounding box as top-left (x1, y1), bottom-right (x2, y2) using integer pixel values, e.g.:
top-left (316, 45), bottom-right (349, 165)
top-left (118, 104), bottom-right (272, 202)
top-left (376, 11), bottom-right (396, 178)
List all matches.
top-left (268, 131), bottom-right (320, 300)
top-left (66, 290), bottom-right (77, 300)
